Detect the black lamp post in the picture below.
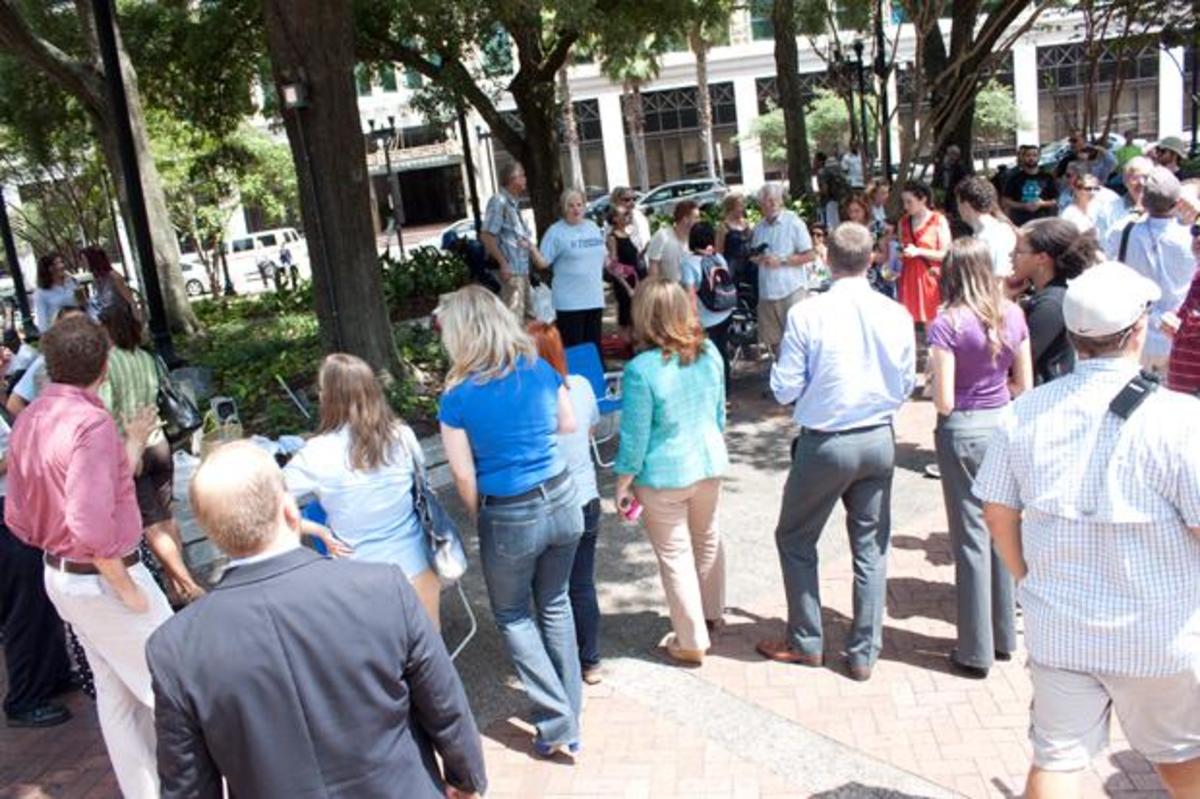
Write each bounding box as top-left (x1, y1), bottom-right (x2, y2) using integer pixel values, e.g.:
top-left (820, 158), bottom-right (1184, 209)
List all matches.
top-left (369, 117), bottom-right (406, 259)
top-left (853, 40), bottom-right (871, 173)
top-left (874, 0), bottom-right (894, 181)
top-left (457, 104), bottom-right (483, 234)
top-left (0, 190), bottom-right (35, 338)
top-left (476, 126), bottom-right (497, 195)
top-left (834, 47), bottom-right (859, 157)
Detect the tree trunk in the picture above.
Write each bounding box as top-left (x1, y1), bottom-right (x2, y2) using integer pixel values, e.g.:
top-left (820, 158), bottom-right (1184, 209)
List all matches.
top-left (510, 79), bottom-right (563, 235)
top-left (690, 28), bottom-right (717, 180)
top-left (559, 67), bottom-right (584, 191)
top-left (261, 0), bottom-right (400, 375)
top-left (772, 0), bottom-right (812, 197)
top-left (624, 81), bottom-right (651, 192)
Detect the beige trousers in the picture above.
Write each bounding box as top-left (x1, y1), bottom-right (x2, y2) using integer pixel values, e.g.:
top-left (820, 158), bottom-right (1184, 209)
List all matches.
top-left (758, 288), bottom-right (807, 355)
top-left (635, 478), bottom-right (725, 652)
top-left (501, 273), bottom-right (532, 320)
top-left (44, 562), bottom-right (173, 799)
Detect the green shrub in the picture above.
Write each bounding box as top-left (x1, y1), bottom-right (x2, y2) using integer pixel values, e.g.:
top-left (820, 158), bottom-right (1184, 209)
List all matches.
top-left (382, 247), bottom-right (469, 314)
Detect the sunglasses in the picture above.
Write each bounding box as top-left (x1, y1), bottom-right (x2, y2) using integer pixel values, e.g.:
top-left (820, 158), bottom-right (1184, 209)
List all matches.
top-left (1081, 186), bottom-right (1101, 193)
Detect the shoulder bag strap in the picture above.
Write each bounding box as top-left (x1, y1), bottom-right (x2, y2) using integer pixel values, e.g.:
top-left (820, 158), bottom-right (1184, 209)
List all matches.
top-left (1118, 218), bottom-right (1139, 263)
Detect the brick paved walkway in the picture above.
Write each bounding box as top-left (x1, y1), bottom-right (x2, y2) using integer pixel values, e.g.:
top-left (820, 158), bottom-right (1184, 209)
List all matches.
top-left (0, 396), bottom-right (1173, 798)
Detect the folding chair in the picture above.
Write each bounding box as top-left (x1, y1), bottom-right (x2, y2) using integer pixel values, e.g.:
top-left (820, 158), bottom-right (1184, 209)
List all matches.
top-left (564, 343), bottom-right (623, 468)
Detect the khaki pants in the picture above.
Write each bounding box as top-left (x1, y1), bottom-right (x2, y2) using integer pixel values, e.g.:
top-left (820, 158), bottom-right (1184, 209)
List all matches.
top-left (501, 273), bottom-right (532, 320)
top-left (44, 562), bottom-right (172, 799)
top-left (635, 478), bottom-right (725, 652)
top-left (758, 288), bottom-right (808, 355)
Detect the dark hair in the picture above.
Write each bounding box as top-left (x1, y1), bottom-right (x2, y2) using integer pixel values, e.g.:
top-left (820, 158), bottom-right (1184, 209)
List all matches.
top-left (99, 297), bottom-right (144, 351)
top-left (79, 247), bottom-right (114, 279)
top-left (3, 328), bottom-right (21, 352)
top-left (42, 315), bottom-right (108, 387)
top-left (955, 177), bottom-right (998, 213)
top-left (1022, 217), bottom-right (1097, 281)
top-left (1018, 144), bottom-right (1040, 155)
top-left (673, 200), bottom-right (699, 223)
top-left (902, 181), bottom-right (932, 206)
top-left (36, 253), bottom-right (63, 291)
top-left (688, 221), bottom-right (716, 252)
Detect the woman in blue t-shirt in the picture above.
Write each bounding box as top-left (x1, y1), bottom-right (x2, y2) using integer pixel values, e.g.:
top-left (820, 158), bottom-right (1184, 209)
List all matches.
top-left (437, 285), bottom-right (585, 757)
top-left (530, 188), bottom-right (607, 353)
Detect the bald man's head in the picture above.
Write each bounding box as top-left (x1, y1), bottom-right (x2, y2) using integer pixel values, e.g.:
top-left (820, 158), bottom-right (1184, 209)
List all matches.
top-left (190, 441), bottom-right (294, 558)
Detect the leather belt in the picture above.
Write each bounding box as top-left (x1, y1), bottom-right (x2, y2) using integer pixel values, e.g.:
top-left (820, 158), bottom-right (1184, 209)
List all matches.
top-left (44, 551), bottom-right (140, 575)
top-left (481, 470), bottom-right (571, 507)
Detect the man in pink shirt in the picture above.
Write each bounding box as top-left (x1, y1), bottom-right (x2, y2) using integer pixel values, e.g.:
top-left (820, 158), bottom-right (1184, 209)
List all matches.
top-left (5, 315), bottom-right (172, 798)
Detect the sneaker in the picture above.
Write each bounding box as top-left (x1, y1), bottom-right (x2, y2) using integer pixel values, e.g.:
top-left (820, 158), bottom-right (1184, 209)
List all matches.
top-left (923, 464), bottom-right (941, 479)
top-left (6, 702), bottom-right (71, 728)
top-left (582, 666), bottom-right (604, 685)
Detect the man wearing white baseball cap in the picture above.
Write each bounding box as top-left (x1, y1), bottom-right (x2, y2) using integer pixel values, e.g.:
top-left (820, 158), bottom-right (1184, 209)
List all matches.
top-left (974, 261), bottom-right (1200, 798)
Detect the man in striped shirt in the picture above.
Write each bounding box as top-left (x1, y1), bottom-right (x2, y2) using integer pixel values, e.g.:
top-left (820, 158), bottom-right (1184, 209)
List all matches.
top-left (975, 261), bottom-right (1200, 798)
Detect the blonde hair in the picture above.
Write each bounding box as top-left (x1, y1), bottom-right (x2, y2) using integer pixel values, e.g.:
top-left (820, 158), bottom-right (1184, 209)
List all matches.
top-left (316, 353), bottom-right (399, 472)
top-left (721, 193), bottom-right (745, 217)
top-left (941, 238), bottom-right (1009, 362)
top-left (439, 285), bottom-right (537, 389)
top-left (560, 188), bottom-right (586, 215)
top-left (632, 278), bottom-right (705, 366)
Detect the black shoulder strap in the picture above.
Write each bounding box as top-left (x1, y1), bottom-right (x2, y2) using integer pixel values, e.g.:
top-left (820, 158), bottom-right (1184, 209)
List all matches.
top-left (1118, 217), bottom-right (1139, 263)
top-left (1108, 369), bottom-right (1160, 420)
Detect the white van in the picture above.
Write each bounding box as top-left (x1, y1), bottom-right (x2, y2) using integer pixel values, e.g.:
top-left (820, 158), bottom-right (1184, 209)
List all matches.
top-left (182, 228), bottom-right (311, 297)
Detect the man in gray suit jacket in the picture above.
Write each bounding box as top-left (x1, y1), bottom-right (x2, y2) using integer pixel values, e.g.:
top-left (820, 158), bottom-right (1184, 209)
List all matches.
top-left (146, 442), bottom-right (487, 799)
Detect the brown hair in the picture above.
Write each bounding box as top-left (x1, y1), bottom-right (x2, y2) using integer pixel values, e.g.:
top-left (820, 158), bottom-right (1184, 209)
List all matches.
top-left (42, 315), bottom-right (109, 387)
top-left (99, 298), bottom-right (145, 351)
top-left (955, 177), bottom-right (999, 214)
top-left (527, 321), bottom-right (568, 377)
top-left (1021, 218), bottom-right (1097, 281)
top-left (632, 278), bottom-right (705, 365)
top-left (316, 353), bottom-right (400, 472)
top-left (36, 252), bottom-right (63, 291)
top-left (841, 194), bottom-right (871, 224)
top-left (79, 246), bottom-right (114, 279)
top-left (827, 223), bottom-right (874, 276)
top-left (941, 238), bottom-right (1010, 362)
top-left (673, 200), bottom-right (699, 223)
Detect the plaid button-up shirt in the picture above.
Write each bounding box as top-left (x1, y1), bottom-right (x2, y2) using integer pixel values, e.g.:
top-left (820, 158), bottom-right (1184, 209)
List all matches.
top-left (974, 357), bottom-right (1200, 677)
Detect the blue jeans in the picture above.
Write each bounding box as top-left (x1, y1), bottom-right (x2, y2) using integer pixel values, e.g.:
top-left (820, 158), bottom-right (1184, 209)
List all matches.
top-left (569, 498), bottom-right (602, 669)
top-left (477, 475), bottom-right (584, 746)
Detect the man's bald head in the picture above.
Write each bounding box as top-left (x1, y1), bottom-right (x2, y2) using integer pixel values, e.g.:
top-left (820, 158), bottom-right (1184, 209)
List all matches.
top-left (190, 441), bottom-right (294, 558)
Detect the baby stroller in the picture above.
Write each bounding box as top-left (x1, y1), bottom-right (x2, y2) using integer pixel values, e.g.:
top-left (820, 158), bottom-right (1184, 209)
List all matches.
top-left (727, 275), bottom-right (760, 371)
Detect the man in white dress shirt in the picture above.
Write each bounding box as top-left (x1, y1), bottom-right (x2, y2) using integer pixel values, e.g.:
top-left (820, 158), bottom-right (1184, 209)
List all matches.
top-left (756, 223), bottom-right (915, 682)
top-left (975, 261), bottom-right (1200, 799)
top-left (955, 177), bottom-right (1016, 278)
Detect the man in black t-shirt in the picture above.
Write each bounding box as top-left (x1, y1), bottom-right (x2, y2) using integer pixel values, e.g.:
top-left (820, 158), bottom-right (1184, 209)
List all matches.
top-left (1002, 145), bottom-right (1059, 226)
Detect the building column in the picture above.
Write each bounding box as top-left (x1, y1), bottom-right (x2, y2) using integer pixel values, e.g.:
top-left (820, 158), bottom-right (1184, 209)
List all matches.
top-left (1012, 43), bottom-right (1040, 145)
top-left (597, 92), bottom-right (630, 189)
top-left (733, 75), bottom-right (765, 190)
top-left (1158, 47), bottom-right (1185, 139)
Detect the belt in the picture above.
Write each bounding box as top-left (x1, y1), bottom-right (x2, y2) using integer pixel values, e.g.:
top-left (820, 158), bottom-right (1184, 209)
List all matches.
top-left (800, 422), bottom-right (891, 437)
top-left (44, 550), bottom-right (140, 575)
top-left (481, 470), bottom-right (571, 507)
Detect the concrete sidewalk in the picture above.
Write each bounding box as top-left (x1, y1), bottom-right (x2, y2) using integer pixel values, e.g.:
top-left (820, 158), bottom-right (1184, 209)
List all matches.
top-left (0, 362), bottom-right (1170, 798)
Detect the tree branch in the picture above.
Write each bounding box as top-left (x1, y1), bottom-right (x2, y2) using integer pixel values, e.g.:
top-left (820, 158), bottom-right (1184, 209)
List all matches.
top-left (534, 30), bottom-right (580, 81)
top-left (0, 0), bottom-right (104, 115)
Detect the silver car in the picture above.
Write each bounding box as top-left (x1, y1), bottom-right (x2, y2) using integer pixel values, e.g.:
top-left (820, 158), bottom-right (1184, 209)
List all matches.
top-left (637, 178), bottom-right (728, 219)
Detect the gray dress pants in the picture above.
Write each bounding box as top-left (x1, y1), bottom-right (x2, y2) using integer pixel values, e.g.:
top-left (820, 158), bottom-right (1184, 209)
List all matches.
top-left (775, 424), bottom-right (895, 667)
top-left (934, 408), bottom-right (1017, 669)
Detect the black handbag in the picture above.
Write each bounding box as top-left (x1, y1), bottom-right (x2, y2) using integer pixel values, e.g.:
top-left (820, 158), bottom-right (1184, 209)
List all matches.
top-left (154, 355), bottom-right (203, 446)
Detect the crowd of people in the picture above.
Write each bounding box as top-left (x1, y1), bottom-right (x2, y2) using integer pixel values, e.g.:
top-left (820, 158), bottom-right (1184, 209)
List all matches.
top-left (0, 130), bottom-right (1197, 799)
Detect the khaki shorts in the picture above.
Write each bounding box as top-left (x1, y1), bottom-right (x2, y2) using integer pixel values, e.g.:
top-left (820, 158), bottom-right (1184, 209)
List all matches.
top-left (501, 273), bottom-right (531, 319)
top-left (1029, 660), bottom-right (1200, 771)
top-left (758, 288), bottom-right (807, 354)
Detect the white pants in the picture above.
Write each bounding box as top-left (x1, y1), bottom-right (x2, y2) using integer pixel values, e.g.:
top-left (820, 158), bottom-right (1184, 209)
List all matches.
top-left (44, 562), bottom-right (173, 798)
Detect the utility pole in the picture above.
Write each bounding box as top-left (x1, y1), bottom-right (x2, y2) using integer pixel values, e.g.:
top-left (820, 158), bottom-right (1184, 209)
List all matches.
top-left (0, 189), bottom-right (35, 338)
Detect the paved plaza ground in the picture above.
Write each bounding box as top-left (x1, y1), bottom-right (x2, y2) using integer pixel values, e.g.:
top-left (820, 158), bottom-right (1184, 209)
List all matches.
top-left (0, 361), bottom-right (1171, 798)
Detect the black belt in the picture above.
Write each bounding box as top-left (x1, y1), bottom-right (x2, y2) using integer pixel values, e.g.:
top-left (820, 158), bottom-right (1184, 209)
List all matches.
top-left (45, 550), bottom-right (140, 575)
top-left (481, 470), bottom-right (571, 507)
top-left (800, 422), bottom-right (891, 437)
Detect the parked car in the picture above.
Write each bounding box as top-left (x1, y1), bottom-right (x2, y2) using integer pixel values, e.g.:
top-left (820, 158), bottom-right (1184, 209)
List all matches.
top-left (585, 190), bottom-right (642, 225)
top-left (416, 218), bottom-right (477, 251)
top-left (187, 227), bottom-right (309, 296)
top-left (637, 178), bottom-right (727, 218)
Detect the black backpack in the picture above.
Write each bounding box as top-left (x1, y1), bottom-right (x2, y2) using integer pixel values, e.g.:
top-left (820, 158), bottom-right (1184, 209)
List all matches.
top-left (696, 253), bottom-right (738, 313)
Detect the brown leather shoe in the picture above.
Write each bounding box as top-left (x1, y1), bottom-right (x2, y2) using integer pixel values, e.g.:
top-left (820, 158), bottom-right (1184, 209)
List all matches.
top-left (755, 638), bottom-right (823, 666)
top-left (847, 663), bottom-right (873, 682)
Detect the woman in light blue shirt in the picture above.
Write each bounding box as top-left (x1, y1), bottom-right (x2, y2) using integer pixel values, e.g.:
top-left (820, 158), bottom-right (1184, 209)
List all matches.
top-left (531, 189), bottom-right (607, 352)
top-left (615, 279), bottom-right (728, 667)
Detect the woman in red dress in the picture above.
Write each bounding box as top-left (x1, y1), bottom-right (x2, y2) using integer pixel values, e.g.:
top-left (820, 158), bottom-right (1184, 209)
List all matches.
top-left (898, 182), bottom-right (952, 323)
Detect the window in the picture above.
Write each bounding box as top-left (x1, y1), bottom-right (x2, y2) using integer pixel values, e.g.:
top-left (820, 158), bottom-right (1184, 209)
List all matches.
top-left (404, 67), bottom-right (422, 90)
top-left (379, 65), bottom-right (398, 92)
top-left (750, 0), bottom-right (774, 41)
top-left (230, 238), bottom-right (254, 254)
top-left (257, 234), bottom-right (278, 247)
top-left (624, 82), bottom-right (742, 185)
top-left (354, 64), bottom-right (372, 96)
top-left (1036, 41), bottom-right (1159, 141)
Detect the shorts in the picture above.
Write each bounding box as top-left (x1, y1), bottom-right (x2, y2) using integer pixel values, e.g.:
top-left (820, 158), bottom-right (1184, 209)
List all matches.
top-left (758, 288), bottom-right (807, 353)
top-left (1028, 660), bottom-right (1200, 771)
top-left (135, 439), bottom-right (175, 527)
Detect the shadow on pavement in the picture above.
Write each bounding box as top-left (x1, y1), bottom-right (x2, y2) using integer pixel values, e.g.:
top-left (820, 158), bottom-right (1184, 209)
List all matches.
top-left (891, 532), bottom-right (954, 567)
top-left (885, 576), bottom-right (956, 625)
top-left (810, 783), bottom-right (945, 798)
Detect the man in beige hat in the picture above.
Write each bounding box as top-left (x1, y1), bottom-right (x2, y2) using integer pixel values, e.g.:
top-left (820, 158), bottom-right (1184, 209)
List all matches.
top-left (1155, 136), bottom-right (1188, 176)
top-left (975, 261), bottom-right (1200, 798)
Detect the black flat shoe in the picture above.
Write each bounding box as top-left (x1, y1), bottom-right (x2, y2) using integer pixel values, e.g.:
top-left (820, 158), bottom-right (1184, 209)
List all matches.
top-left (994, 650), bottom-right (1013, 662)
top-left (948, 651), bottom-right (989, 680)
top-left (6, 702), bottom-right (71, 728)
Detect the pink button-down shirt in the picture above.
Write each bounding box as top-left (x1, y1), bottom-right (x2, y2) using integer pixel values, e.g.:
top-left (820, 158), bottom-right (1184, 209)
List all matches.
top-left (5, 383), bottom-right (142, 559)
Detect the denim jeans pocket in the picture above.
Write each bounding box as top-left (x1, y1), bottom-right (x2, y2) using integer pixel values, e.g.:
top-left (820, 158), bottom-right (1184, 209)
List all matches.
top-left (480, 511), bottom-right (541, 561)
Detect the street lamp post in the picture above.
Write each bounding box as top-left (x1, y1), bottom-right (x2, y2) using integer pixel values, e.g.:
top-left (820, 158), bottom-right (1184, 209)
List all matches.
top-left (874, 0), bottom-right (894, 181)
top-left (369, 117), bottom-right (406, 260)
top-left (0, 189), bottom-right (35, 338)
top-left (853, 40), bottom-right (871, 174)
top-left (477, 126), bottom-right (497, 195)
top-left (834, 48), bottom-right (859, 159)
top-left (457, 104), bottom-right (484, 235)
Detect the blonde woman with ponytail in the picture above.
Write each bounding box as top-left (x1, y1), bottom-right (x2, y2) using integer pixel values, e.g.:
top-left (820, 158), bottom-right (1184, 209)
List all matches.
top-left (283, 353), bottom-right (441, 626)
top-left (437, 285), bottom-right (585, 758)
top-left (928, 237), bottom-right (1032, 679)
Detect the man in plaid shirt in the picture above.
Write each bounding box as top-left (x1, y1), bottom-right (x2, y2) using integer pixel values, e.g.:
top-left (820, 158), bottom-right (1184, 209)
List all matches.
top-left (975, 261), bottom-right (1200, 798)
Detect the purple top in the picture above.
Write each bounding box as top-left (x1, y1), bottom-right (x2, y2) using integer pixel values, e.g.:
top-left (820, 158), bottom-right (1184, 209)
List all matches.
top-left (927, 302), bottom-right (1028, 410)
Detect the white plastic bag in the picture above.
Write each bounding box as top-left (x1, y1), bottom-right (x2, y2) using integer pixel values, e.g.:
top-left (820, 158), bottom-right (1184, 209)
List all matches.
top-left (531, 283), bottom-right (556, 323)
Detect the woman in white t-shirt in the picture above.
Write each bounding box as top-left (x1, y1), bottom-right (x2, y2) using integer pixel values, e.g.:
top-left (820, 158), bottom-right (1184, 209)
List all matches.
top-left (1060, 173), bottom-right (1101, 236)
top-left (283, 353), bottom-right (440, 626)
top-left (646, 201), bottom-right (700, 283)
top-left (528, 321), bottom-right (604, 685)
top-left (33, 253), bottom-right (80, 334)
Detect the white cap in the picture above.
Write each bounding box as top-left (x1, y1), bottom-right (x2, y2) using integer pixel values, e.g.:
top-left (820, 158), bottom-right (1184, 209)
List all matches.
top-left (1063, 261), bottom-right (1161, 338)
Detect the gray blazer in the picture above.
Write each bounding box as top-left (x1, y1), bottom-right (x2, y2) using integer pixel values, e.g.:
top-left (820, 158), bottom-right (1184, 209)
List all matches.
top-left (147, 547), bottom-right (487, 798)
